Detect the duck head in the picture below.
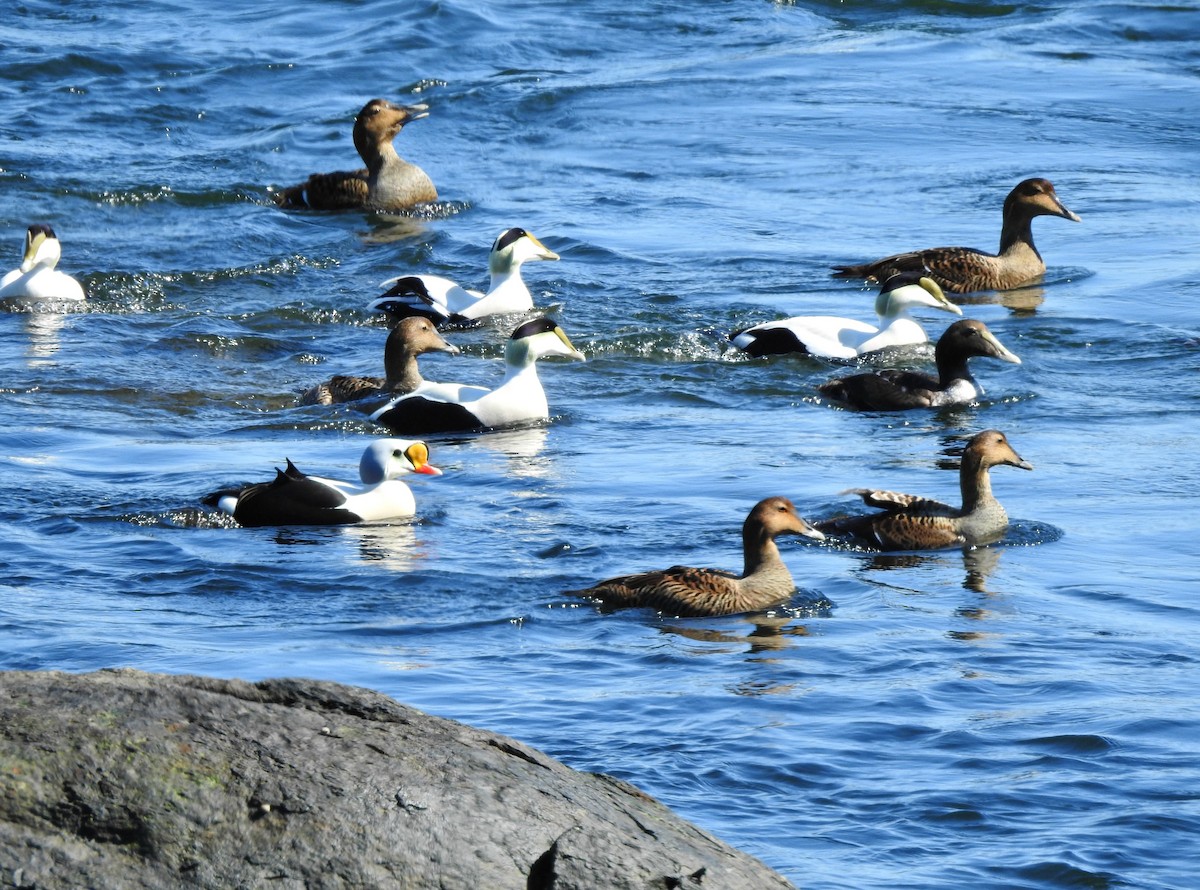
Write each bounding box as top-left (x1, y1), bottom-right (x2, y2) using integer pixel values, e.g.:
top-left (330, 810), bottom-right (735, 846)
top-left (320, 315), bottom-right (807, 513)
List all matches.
top-left (19, 224), bottom-right (63, 273)
top-left (489, 227), bottom-right (560, 276)
top-left (965, 430), bottom-right (1034, 472)
top-left (505, 317), bottom-right (586, 366)
top-left (352, 98), bottom-right (429, 156)
top-left (936, 318), bottom-right (1022, 365)
top-left (359, 439), bottom-right (442, 485)
top-left (876, 272), bottom-right (962, 318)
top-left (1006, 178), bottom-right (1081, 223)
top-left (745, 496), bottom-right (826, 544)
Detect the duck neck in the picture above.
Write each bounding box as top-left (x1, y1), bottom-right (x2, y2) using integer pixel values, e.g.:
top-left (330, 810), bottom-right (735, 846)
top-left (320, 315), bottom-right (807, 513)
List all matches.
top-left (959, 451), bottom-right (995, 514)
top-left (382, 347), bottom-right (423, 393)
top-left (741, 523), bottom-right (784, 580)
top-left (998, 211), bottom-right (1041, 260)
top-left (934, 343), bottom-right (975, 389)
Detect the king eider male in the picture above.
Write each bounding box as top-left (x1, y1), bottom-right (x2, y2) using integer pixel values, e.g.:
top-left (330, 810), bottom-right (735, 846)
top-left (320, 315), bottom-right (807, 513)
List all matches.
top-left (730, 272), bottom-right (961, 359)
top-left (273, 98), bottom-right (436, 212)
top-left (567, 497), bottom-right (826, 618)
top-left (832, 178), bottom-right (1081, 293)
top-left (816, 430), bottom-right (1032, 551)
top-left (370, 227), bottom-right (560, 327)
top-left (205, 439), bottom-right (441, 527)
top-left (818, 318), bottom-right (1021, 411)
top-left (0, 224), bottom-right (86, 302)
top-left (370, 317), bottom-right (584, 435)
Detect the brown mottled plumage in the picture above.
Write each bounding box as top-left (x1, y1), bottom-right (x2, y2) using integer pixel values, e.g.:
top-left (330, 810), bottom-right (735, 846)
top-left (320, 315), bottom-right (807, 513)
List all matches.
top-left (833, 178), bottom-right (1081, 293)
top-left (818, 318), bottom-right (1021, 410)
top-left (299, 317), bottom-right (459, 407)
top-left (568, 497), bottom-right (825, 617)
top-left (816, 430), bottom-right (1033, 551)
top-left (274, 98), bottom-right (437, 211)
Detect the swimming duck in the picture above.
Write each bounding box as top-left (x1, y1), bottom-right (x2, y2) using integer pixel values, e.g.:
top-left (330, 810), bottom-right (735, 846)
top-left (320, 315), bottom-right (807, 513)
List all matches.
top-left (273, 98), bottom-right (436, 212)
top-left (0, 224), bottom-right (86, 302)
top-left (832, 178), bottom-right (1081, 293)
top-left (369, 317), bottom-right (584, 435)
top-left (205, 439), bottom-right (441, 527)
top-left (729, 272), bottom-right (961, 359)
top-left (370, 228), bottom-right (560, 327)
top-left (816, 429), bottom-right (1032, 550)
top-left (299, 317), bottom-right (460, 407)
top-left (567, 497), bottom-right (825, 617)
top-left (818, 318), bottom-right (1020, 410)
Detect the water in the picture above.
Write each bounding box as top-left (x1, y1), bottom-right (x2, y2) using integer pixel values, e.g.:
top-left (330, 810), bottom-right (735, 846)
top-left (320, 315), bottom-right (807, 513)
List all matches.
top-left (3, 1), bottom-right (1200, 887)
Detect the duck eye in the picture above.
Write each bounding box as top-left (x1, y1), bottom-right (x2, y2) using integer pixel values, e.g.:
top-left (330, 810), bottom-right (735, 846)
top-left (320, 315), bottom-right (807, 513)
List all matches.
top-left (392, 449), bottom-right (403, 458)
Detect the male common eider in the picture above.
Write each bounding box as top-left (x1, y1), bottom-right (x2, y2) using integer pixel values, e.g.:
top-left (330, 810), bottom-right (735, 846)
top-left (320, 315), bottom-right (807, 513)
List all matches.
top-left (369, 317), bottom-right (584, 435)
top-left (0, 224), bottom-right (86, 302)
top-left (730, 272), bottom-right (961, 359)
top-left (832, 178), bottom-right (1081, 293)
top-left (205, 439), bottom-right (441, 527)
top-left (818, 318), bottom-right (1021, 410)
top-left (567, 497), bottom-right (825, 618)
top-left (816, 430), bottom-right (1032, 550)
top-left (299, 317), bottom-right (460, 407)
top-left (274, 98), bottom-right (436, 212)
top-left (370, 227), bottom-right (560, 327)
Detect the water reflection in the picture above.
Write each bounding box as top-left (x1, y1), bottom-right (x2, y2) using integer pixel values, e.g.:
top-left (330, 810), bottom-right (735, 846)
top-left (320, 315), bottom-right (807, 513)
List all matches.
top-left (658, 609), bottom-right (829, 659)
top-left (956, 285), bottom-right (1046, 315)
top-left (24, 312), bottom-right (65, 365)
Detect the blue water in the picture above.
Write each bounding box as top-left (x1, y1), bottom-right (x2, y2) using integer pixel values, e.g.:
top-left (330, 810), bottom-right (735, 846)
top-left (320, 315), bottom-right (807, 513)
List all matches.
top-left (3, 2), bottom-right (1200, 887)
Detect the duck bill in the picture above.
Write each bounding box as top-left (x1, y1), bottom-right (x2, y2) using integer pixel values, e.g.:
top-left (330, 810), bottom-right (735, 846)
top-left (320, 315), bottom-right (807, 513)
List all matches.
top-left (1011, 458), bottom-right (1034, 471)
top-left (1053, 198), bottom-right (1081, 223)
top-left (918, 276), bottom-right (963, 316)
top-left (800, 523), bottom-right (826, 542)
top-left (555, 327), bottom-right (586, 361)
top-left (528, 233), bottom-right (560, 262)
top-left (401, 104), bottom-right (430, 123)
top-left (404, 442), bottom-right (442, 475)
top-left (985, 331), bottom-right (1022, 365)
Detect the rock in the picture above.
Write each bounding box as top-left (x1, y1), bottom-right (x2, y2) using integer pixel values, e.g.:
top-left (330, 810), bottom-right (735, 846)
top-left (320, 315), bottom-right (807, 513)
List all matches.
top-left (0, 669), bottom-right (796, 890)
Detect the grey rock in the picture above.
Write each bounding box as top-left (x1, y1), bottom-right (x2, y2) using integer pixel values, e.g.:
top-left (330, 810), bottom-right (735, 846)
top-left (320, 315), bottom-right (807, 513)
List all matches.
top-left (0, 669), bottom-right (796, 890)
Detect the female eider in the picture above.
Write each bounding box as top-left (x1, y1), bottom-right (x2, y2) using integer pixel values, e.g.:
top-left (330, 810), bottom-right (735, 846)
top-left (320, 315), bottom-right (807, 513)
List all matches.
top-left (274, 98), bottom-right (436, 212)
top-left (0, 224), bottom-right (86, 302)
top-left (818, 318), bottom-right (1021, 411)
top-left (205, 439), bottom-right (441, 527)
top-left (369, 317), bottom-right (584, 435)
top-left (832, 178), bottom-right (1081, 293)
top-left (299, 317), bottom-right (460, 407)
top-left (370, 227), bottom-right (560, 327)
top-left (730, 272), bottom-right (961, 359)
top-left (567, 497), bottom-right (825, 618)
top-left (816, 430), bottom-right (1032, 550)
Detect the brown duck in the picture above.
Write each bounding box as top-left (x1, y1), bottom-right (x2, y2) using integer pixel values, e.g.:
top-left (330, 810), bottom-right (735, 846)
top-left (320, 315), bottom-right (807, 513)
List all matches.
top-left (568, 497), bottom-right (825, 617)
top-left (274, 98), bottom-right (437, 211)
top-left (818, 318), bottom-right (1021, 411)
top-left (832, 178), bottom-right (1081, 293)
top-left (299, 317), bottom-right (459, 407)
top-left (816, 430), bottom-right (1033, 551)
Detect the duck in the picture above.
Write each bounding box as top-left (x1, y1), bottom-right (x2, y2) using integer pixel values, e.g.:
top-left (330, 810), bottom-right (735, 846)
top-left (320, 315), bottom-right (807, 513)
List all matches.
top-left (816, 429), bottom-right (1033, 550)
top-left (567, 497), bottom-right (826, 618)
top-left (369, 317), bottom-right (585, 435)
top-left (273, 98), bottom-right (436, 212)
top-left (818, 318), bottom-right (1021, 410)
top-left (832, 178), bottom-right (1081, 293)
top-left (370, 227), bottom-right (560, 327)
top-left (0, 224), bottom-right (86, 302)
top-left (729, 272), bottom-right (961, 359)
top-left (204, 439), bottom-right (441, 527)
top-left (299, 317), bottom-right (460, 407)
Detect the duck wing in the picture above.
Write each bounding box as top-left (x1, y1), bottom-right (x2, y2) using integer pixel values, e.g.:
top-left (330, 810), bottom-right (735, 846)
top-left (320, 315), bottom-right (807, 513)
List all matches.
top-left (299, 375), bottom-right (384, 406)
top-left (274, 169), bottom-right (369, 211)
top-left (573, 566), bottom-right (744, 617)
top-left (834, 247), bottom-right (993, 294)
top-left (371, 275), bottom-right (480, 327)
top-left (844, 488), bottom-right (956, 514)
top-left (819, 368), bottom-right (940, 410)
top-left (207, 466), bottom-right (359, 527)
top-left (730, 316), bottom-right (876, 359)
top-left (370, 393), bottom-right (485, 435)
